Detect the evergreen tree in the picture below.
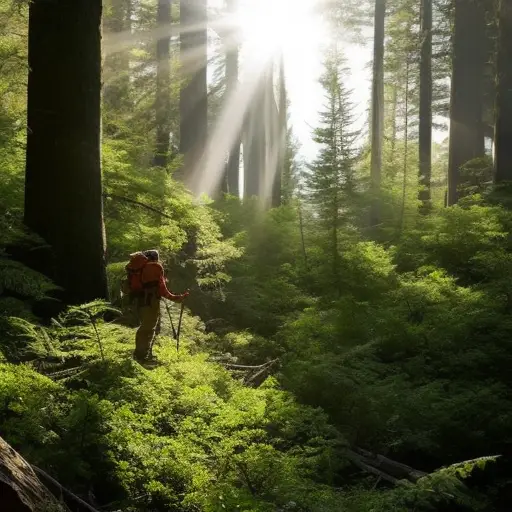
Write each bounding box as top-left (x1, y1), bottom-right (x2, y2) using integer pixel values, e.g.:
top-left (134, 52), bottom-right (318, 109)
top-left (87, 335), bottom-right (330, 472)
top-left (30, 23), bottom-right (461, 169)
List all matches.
top-left (24, 0), bottom-right (108, 303)
top-left (306, 49), bottom-right (358, 289)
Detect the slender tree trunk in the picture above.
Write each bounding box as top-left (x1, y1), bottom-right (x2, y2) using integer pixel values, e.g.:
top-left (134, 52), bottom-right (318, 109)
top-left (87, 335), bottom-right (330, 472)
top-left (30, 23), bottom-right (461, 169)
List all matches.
top-left (224, 0), bottom-right (241, 196)
top-left (179, 0), bottom-right (208, 192)
top-left (264, 62), bottom-right (279, 208)
top-left (447, 0), bottom-right (486, 205)
top-left (272, 54), bottom-right (287, 208)
top-left (390, 85), bottom-right (397, 164)
top-left (24, 0), bottom-right (107, 303)
top-left (494, 0), bottom-right (512, 183)
top-left (418, 0), bottom-right (432, 210)
top-left (400, 59), bottom-right (410, 234)
top-left (153, 0), bottom-right (172, 168)
top-left (370, 0), bottom-right (386, 226)
top-left (243, 70), bottom-right (266, 199)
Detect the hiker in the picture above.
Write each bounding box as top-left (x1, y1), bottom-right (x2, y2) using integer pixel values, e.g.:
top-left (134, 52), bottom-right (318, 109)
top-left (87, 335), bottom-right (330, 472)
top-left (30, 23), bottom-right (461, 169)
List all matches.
top-left (124, 249), bottom-right (188, 362)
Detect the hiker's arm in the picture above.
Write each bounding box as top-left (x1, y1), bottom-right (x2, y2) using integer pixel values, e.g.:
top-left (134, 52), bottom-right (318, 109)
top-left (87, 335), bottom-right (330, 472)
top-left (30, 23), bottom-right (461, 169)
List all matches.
top-left (159, 276), bottom-right (187, 302)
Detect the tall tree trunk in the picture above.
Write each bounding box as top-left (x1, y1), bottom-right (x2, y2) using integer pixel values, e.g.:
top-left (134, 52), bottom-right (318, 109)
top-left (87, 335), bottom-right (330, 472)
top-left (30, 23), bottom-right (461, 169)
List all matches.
top-left (272, 54), bottom-right (287, 208)
top-left (24, 0), bottom-right (107, 304)
top-left (179, 0), bottom-right (208, 192)
top-left (263, 62), bottom-right (279, 208)
top-left (154, 0), bottom-right (172, 168)
top-left (103, 0), bottom-right (131, 136)
top-left (243, 70), bottom-right (266, 199)
top-left (494, 0), bottom-right (512, 183)
top-left (224, 0), bottom-right (240, 196)
top-left (447, 0), bottom-right (486, 205)
top-left (418, 0), bottom-right (432, 210)
top-left (400, 59), bottom-right (410, 234)
top-left (370, 0), bottom-right (386, 226)
top-left (390, 85), bottom-right (398, 164)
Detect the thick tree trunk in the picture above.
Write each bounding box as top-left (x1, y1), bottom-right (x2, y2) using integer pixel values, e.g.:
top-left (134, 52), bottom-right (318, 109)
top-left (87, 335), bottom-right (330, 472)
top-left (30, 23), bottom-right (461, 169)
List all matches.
top-left (24, 0), bottom-right (108, 304)
top-left (179, 0), bottom-right (208, 192)
top-left (447, 0), bottom-right (486, 205)
top-left (103, 0), bottom-right (131, 123)
top-left (418, 0), bottom-right (432, 210)
top-left (494, 0), bottom-right (512, 183)
top-left (370, 0), bottom-right (386, 226)
top-left (224, 0), bottom-right (241, 196)
top-left (154, 0), bottom-right (172, 168)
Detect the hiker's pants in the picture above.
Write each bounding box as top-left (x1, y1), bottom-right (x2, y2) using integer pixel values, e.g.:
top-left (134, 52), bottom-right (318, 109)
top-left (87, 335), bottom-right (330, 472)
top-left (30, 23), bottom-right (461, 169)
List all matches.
top-left (134, 294), bottom-right (160, 360)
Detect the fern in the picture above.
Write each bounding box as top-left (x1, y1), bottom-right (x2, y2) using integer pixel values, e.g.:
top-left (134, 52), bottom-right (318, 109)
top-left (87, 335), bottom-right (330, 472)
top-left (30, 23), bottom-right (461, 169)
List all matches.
top-left (0, 257), bottom-right (58, 299)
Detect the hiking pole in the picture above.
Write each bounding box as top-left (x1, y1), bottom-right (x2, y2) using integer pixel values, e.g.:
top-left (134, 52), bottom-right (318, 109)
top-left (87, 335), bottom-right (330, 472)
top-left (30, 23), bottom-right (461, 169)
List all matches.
top-left (164, 300), bottom-right (177, 339)
top-left (149, 311), bottom-right (162, 359)
top-left (176, 300), bottom-right (185, 352)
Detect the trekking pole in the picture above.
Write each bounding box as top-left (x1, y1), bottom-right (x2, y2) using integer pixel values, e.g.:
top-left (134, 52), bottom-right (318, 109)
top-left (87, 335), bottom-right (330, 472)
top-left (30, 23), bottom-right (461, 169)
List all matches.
top-left (149, 310), bottom-right (162, 359)
top-left (176, 300), bottom-right (185, 352)
top-left (164, 300), bottom-right (177, 339)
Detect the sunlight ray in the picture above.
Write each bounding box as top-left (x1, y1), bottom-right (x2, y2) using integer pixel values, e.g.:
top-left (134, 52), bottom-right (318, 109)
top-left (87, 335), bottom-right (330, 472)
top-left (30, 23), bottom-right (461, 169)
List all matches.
top-left (187, 56), bottom-right (271, 198)
top-left (103, 17), bottom-right (235, 56)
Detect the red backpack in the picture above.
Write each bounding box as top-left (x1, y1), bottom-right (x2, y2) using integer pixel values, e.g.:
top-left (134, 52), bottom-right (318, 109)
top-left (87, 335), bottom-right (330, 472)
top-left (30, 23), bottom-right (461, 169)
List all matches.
top-left (123, 252), bottom-right (149, 295)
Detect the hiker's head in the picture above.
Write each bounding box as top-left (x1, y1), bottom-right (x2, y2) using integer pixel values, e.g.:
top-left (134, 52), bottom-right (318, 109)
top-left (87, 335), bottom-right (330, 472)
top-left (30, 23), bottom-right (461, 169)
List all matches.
top-left (144, 249), bottom-right (159, 262)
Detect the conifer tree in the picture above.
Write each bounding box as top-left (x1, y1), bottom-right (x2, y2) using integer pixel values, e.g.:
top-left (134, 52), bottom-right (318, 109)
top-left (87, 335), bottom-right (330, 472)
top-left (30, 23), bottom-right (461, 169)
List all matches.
top-left (307, 50), bottom-right (358, 287)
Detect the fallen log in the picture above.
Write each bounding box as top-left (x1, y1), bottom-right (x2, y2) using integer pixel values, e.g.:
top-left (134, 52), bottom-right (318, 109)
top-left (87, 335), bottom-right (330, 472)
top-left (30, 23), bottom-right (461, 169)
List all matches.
top-left (345, 446), bottom-right (427, 486)
top-left (0, 436), bottom-right (69, 512)
top-left (352, 446), bottom-right (427, 482)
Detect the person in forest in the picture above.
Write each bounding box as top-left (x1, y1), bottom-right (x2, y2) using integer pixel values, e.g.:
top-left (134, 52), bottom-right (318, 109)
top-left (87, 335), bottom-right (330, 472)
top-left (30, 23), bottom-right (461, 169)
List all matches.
top-left (125, 249), bottom-right (188, 362)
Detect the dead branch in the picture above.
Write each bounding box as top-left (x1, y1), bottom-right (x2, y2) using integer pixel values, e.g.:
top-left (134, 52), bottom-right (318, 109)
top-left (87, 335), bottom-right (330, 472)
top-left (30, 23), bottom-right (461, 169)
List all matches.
top-left (103, 193), bottom-right (172, 220)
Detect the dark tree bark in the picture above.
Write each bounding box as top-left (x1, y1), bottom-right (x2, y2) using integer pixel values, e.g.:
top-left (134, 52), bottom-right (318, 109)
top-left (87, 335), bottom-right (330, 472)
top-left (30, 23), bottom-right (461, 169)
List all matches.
top-left (224, 0), bottom-right (241, 196)
top-left (418, 0), bottom-right (432, 210)
top-left (370, 0), bottom-right (386, 226)
top-left (179, 0), bottom-right (208, 192)
top-left (447, 0), bottom-right (486, 205)
top-left (24, 0), bottom-right (108, 304)
top-left (103, 0), bottom-right (131, 123)
top-left (154, 0), bottom-right (172, 168)
top-left (494, 0), bottom-right (512, 183)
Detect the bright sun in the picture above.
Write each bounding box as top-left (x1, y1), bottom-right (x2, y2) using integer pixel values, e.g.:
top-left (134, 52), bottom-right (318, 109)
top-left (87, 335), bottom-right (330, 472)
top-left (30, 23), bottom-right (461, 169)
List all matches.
top-left (236, 0), bottom-right (325, 60)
